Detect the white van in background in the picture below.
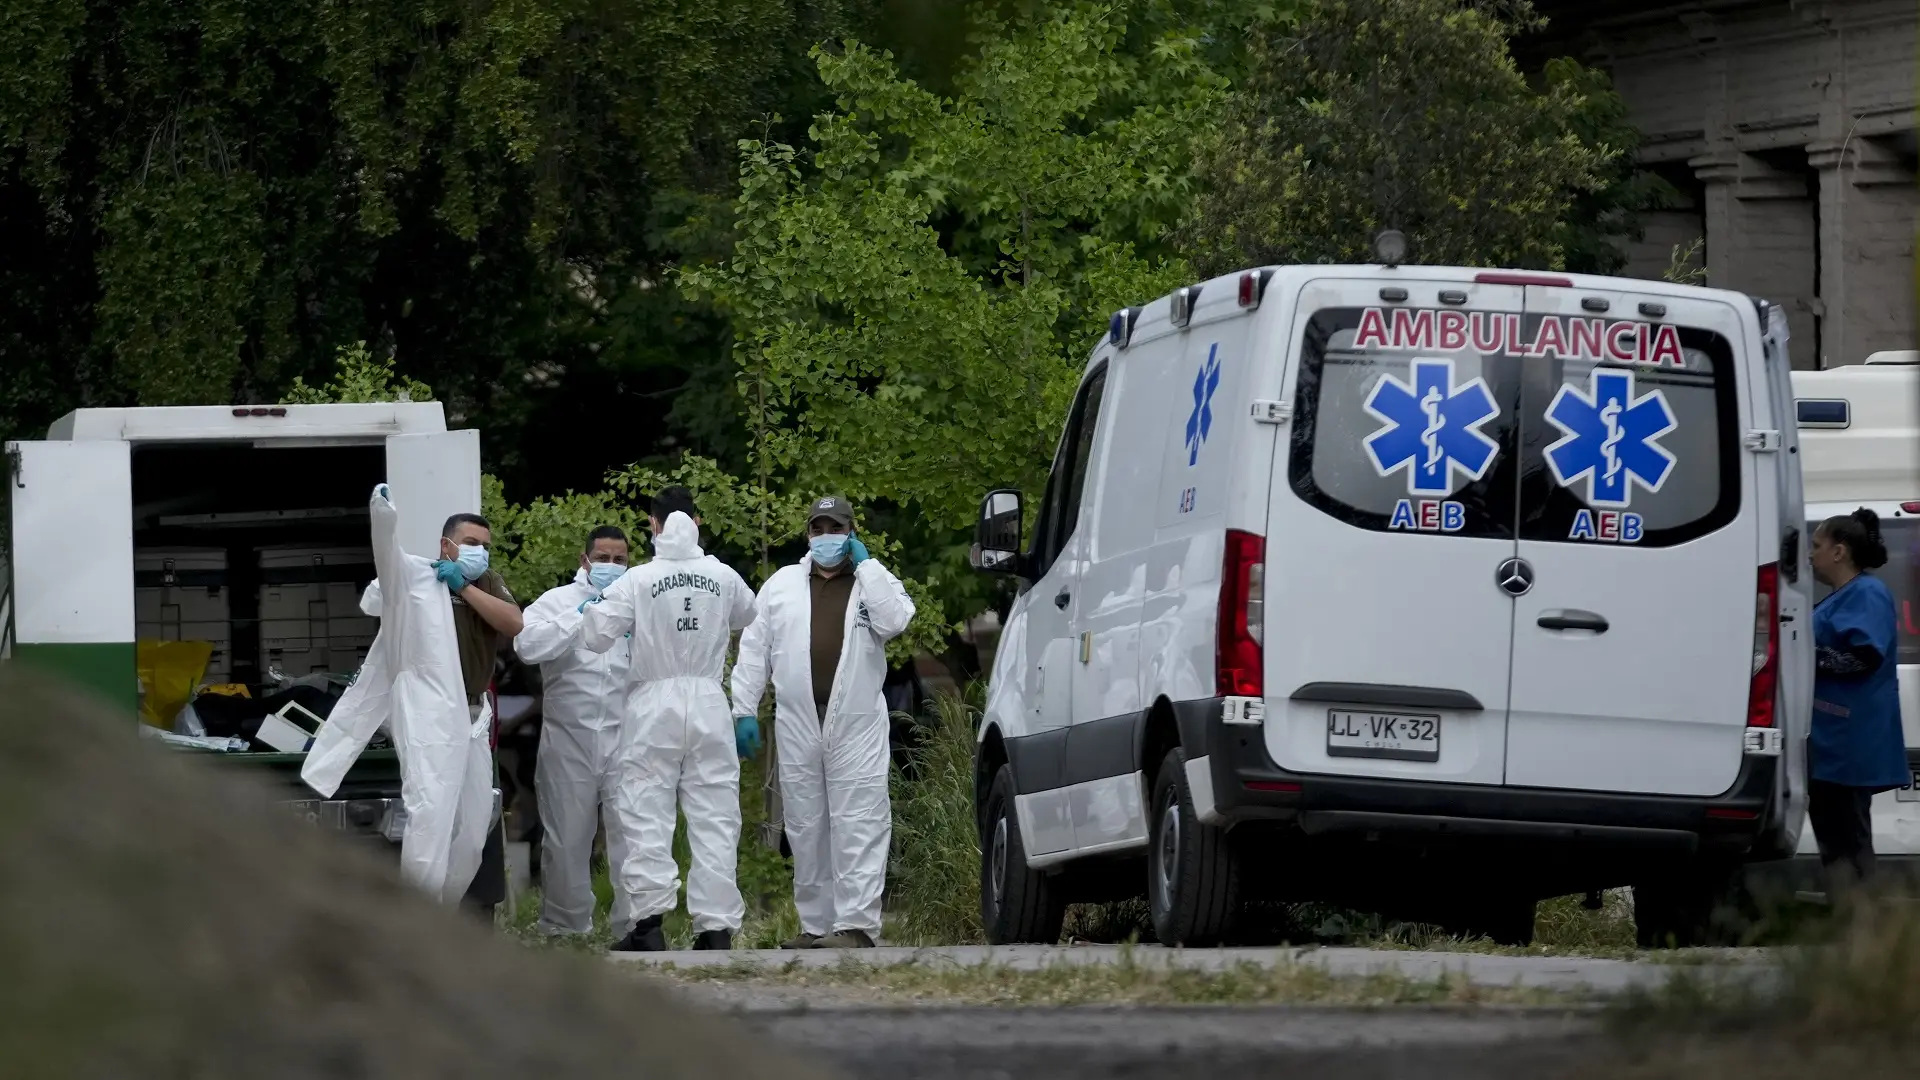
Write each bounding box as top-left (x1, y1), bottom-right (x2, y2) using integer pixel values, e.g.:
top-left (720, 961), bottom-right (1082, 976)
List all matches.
top-left (1788, 353), bottom-right (1920, 875)
top-left (971, 259), bottom-right (1813, 949)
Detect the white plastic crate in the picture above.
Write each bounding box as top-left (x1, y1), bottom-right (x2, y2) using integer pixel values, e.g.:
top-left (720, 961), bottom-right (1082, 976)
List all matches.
top-left (257, 544), bottom-right (378, 655)
top-left (134, 546), bottom-right (230, 629)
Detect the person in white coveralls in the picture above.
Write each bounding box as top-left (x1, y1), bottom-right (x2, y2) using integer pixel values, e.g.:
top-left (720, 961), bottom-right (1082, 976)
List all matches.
top-left (513, 525), bottom-right (634, 937)
top-left (730, 494), bottom-right (915, 950)
top-left (580, 488), bottom-right (756, 952)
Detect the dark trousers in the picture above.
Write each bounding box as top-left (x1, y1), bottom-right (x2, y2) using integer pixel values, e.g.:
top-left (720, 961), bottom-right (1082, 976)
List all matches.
top-left (1808, 779), bottom-right (1877, 887)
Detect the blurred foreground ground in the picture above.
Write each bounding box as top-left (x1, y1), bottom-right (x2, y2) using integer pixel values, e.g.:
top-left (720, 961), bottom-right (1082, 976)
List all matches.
top-left (0, 669), bottom-right (833, 1080)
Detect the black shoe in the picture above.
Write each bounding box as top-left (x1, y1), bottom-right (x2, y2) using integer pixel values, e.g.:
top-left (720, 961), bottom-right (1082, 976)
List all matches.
top-left (610, 915), bottom-right (668, 953)
top-left (816, 928), bottom-right (877, 949)
top-left (692, 929), bottom-right (732, 951)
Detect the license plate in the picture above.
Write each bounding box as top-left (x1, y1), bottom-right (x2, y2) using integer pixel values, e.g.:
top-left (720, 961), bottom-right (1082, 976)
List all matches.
top-left (1896, 770), bottom-right (1920, 803)
top-left (1327, 709), bottom-right (1440, 762)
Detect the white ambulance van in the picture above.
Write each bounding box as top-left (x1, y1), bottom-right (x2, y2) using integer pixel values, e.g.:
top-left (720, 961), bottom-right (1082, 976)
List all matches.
top-left (1787, 353), bottom-right (1920, 878)
top-left (970, 259), bottom-right (1813, 948)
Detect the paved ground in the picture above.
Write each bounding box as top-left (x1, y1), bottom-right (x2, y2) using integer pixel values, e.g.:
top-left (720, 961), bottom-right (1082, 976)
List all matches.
top-left (725, 1004), bottom-right (1615, 1079)
top-left (612, 942), bottom-right (1760, 997)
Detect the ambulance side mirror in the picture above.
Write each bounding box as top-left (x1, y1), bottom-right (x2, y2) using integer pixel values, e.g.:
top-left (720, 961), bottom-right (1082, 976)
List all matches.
top-left (972, 489), bottom-right (1024, 575)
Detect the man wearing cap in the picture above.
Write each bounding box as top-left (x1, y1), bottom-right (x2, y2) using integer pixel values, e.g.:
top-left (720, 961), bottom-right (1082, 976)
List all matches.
top-left (731, 495), bottom-right (916, 948)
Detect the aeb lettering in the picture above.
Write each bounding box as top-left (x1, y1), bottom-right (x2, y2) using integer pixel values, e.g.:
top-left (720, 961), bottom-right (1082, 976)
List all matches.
top-left (1568, 508), bottom-right (1644, 543)
top-left (1389, 498), bottom-right (1466, 533)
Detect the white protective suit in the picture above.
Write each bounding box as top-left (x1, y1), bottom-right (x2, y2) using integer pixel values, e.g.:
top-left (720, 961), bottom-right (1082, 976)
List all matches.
top-left (729, 551), bottom-right (915, 936)
top-left (514, 570), bottom-right (634, 935)
top-left (303, 486), bottom-right (494, 904)
top-left (579, 512), bottom-right (755, 933)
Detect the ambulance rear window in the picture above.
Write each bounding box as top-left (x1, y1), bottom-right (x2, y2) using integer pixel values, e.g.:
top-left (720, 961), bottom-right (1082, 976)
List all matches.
top-left (1288, 307), bottom-right (1520, 539)
top-left (1517, 325), bottom-right (1741, 548)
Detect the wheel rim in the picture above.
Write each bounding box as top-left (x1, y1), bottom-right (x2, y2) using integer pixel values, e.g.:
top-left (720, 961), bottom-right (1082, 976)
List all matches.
top-left (1152, 792), bottom-right (1180, 916)
top-left (988, 816), bottom-right (1009, 915)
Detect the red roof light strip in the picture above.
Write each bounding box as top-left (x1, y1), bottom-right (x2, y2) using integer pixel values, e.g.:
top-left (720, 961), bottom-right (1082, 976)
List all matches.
top-left (1473, 272), bottom-right (1573, 288)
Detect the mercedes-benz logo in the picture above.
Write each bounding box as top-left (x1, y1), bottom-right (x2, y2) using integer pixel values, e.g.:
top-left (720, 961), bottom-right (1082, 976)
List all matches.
top-left (1495, 557), bottom-right (1534, 597)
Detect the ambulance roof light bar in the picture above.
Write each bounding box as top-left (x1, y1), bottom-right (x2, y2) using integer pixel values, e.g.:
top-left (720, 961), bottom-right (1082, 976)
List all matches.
top-left (1475, 271), bottom-right (1574, 288)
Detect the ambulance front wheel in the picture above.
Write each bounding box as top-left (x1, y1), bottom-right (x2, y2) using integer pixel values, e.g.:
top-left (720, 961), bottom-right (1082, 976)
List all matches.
top-left (980, 764), bottom-right (1066, 945)
top-left (1148, 748), bottom-right (1241, 946)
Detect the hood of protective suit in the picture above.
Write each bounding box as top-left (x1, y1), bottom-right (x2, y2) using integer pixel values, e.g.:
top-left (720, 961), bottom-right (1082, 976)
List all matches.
top-left (654, 511), bottom-right (704, 561)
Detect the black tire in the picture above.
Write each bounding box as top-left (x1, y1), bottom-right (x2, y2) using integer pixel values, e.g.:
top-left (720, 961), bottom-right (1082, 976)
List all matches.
top-left (1147, 748), bottom-right (1240, 946)
top-left (980, 764), bottom-right (1066, 945)
top-left (1634, 863), bottom-right (1748, 948)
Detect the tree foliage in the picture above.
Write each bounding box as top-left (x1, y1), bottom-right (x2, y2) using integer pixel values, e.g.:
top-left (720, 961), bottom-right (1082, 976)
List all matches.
top-left (281, 343), bottom-right (435, 405)
top-left (0, 0), bottom-right (869, 494)
top-left (3, 0), bottom-right (1678, 665)
top-left (1180, 0), bottom-right (1627, 274)
top-left (678, 1), bottom-right (1266, 657)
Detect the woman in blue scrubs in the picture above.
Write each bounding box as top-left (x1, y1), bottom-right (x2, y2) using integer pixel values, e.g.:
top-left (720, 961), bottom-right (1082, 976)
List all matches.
top-left (1809, 508), bottom-right (1907, 889)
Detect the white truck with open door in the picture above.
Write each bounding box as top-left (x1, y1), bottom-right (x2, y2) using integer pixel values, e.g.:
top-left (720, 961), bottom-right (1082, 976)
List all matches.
top-left (1786, 352), bottom-right (1920, 886)
top-left (3, 403), bottom-right (507, 912)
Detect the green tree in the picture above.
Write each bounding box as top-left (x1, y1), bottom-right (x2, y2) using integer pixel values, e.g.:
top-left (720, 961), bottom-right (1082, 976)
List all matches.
top-left (1179, 0), bottom-right (1619, 274)
top-left (676, 1), bottom-right (1252, 660)
top-left (281, 343), bottom-right (435, 405)
top-left (1539, 56), bottom-right (1679, 276)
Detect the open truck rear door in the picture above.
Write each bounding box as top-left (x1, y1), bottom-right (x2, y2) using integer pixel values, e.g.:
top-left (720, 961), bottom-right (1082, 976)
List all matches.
top-left (6, 439), bottom-right (136, 709)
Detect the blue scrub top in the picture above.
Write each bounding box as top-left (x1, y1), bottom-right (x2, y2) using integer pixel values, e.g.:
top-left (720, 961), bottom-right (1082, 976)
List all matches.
top-left (1810, 573), bottom-right (1908, 790)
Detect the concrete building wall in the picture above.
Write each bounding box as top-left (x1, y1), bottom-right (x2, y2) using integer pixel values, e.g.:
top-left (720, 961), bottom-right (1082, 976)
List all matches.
top-left (1530, 0), bottom-right (1916, 368)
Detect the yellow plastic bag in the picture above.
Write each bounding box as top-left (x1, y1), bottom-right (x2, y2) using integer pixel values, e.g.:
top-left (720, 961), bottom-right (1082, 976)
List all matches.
top-left (137, 640), bottom-right (215, 730)
top-left (199, 683), bottom-right (252, 699)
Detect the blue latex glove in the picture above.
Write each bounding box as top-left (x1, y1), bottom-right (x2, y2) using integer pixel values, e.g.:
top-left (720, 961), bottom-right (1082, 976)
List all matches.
top-left (847, 535), bottom-right (870, 568)
top-left (431, 559), bottom-right (466, 594)
top-left (734, 716), bottom-right (762, 760)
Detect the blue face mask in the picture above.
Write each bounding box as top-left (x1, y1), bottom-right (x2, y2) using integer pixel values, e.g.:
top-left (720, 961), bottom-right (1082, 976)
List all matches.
top-left (587, 562), bottom-right (625, 592)
top-left (455, 544), bottom-right (489, 583)
top-left (808, 533), bottom-right (850, 567)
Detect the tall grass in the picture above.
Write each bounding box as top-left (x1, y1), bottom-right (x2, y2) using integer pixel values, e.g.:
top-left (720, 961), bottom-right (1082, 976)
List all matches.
top-left (885, 689), bottom-right (987, 946)
top-left (1607, 893), bottom-right (1920, 1074)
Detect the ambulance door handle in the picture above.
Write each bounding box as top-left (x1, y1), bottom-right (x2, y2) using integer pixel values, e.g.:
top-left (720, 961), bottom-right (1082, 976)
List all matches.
top-left (1537, 610), bottom-right (1609, 633)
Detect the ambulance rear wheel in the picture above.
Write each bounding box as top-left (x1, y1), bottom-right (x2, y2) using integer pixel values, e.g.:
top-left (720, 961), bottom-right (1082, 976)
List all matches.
top-left (1634, 861), bottom-right (1748, 948)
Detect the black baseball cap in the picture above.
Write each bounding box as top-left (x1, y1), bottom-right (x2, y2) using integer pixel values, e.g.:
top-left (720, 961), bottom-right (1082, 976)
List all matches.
top-left (807, 494), bottom-right (854, 528)
top-left (649, 486), bottom-right (698, 522)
